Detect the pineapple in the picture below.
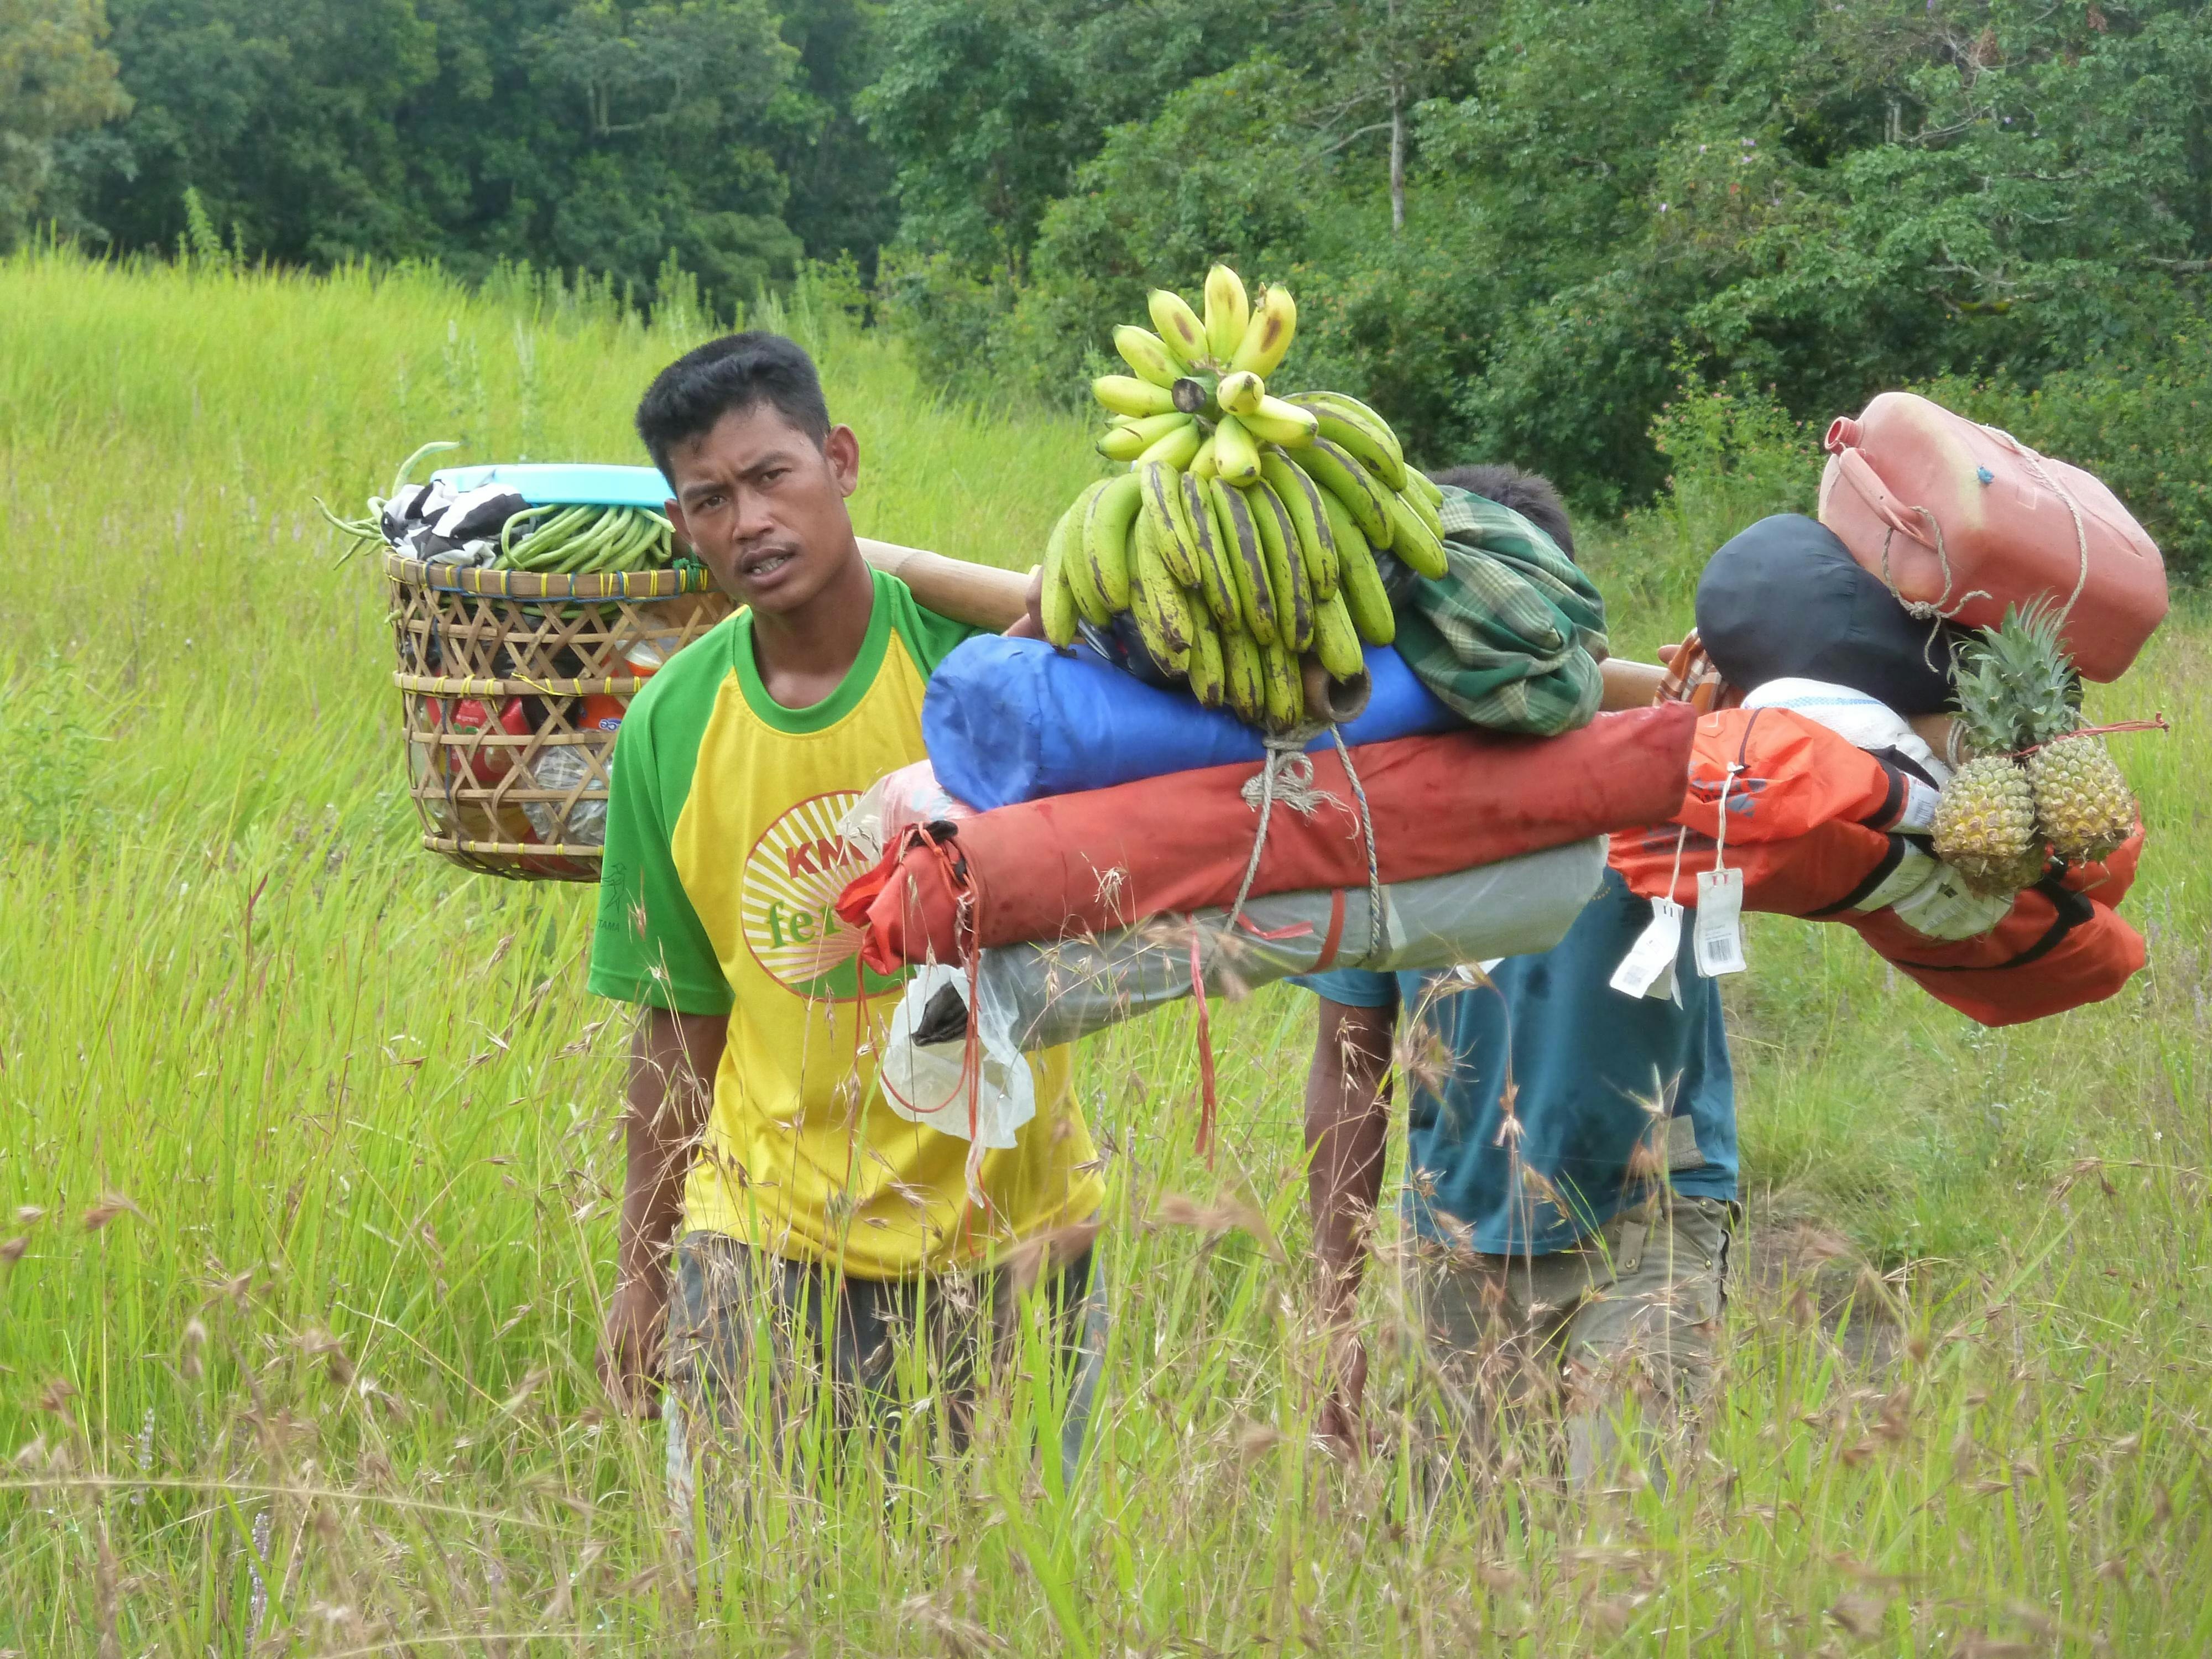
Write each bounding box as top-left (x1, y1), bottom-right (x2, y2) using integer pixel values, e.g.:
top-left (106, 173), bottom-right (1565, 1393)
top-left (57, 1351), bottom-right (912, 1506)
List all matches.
top-left (1933, 757), bottom-right (2041, 895)
top-left (1931, 624), bottom-right (2043, 896)
top-left (1981, 603), bottom-right (2137, 864)
top-left (2028, 734), bottom-right (2134, 862)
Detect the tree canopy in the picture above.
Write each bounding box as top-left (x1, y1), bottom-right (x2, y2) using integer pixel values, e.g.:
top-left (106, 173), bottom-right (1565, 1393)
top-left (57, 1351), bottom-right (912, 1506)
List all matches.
top-left (8, 0), bottom-right (2209, 561)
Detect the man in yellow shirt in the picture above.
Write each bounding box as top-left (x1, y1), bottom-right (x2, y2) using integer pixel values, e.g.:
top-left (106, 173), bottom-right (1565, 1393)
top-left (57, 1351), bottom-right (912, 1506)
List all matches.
top-left (589, 333), bottom-right (1104, 1488)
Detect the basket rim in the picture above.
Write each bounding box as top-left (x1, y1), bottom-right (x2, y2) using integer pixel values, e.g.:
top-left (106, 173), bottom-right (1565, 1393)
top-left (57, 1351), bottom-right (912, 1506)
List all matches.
top-left (395, 671), bottom-right (654, 698)
top-left (424, 833), bottom-right (606, 860)
top-left (383, 549), bottom-right (719, 601)
top-left (422, 833), bottom-right (604, 881)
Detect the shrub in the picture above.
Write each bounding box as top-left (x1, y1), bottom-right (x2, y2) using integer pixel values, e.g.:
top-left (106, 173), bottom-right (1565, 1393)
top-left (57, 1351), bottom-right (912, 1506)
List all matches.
top-left (1588, 373), bottom-right (1824, 625)
top-left (1921, 330), bottom-right (2212, 585)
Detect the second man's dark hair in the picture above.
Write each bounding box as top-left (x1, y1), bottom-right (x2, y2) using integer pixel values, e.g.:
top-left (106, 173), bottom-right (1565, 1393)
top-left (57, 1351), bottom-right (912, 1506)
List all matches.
top-left (1430, 462), bottom-right (1574, 560)
top-left (635, 332), bottom-right (831, 481)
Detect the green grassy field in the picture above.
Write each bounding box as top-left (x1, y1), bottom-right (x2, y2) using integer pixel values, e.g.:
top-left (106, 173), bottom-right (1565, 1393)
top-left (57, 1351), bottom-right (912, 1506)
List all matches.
top-left (2, 247), bottom-right (2208, 1654)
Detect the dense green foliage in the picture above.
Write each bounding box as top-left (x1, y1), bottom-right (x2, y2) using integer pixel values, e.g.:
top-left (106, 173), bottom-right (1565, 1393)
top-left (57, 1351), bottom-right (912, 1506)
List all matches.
top-left (863, 0), bottom-right (2212, 568)
top-left (9, 0), bottom-right (2211, 569)
top-left (0, 0), bottom-right (130, 247)
top-left (14, 0), bottom-right (894, 304)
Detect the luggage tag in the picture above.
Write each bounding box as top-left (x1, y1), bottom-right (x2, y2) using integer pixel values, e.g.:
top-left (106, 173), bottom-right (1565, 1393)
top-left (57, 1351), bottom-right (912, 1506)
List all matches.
top-left (1896, 774), bottom-right (1942, 835)
top-left (1693, 869), bottom-right (1746, 975)
top-left (1610, 898), bottom-right (1683, 1000)
top-left (1693, 765), bottom-right (1748, 977)
top-left (1612, 827), bottom-right (1687, 1001)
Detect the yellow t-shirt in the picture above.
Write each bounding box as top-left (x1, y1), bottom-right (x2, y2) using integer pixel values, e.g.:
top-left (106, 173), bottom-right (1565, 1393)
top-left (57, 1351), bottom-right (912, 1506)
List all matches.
top-left (589, 568), bottom-right (1102, 1277)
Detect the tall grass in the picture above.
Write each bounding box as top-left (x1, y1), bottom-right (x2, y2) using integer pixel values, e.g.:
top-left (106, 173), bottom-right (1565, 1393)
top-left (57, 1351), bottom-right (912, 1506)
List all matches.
top-left (2, 247), bottom-right (2208, 1653)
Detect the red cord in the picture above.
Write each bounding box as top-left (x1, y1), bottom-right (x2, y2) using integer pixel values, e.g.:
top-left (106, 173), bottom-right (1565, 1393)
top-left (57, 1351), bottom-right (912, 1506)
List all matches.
top-left (1188, 932), bottom-right (1218, 1168)
top-left (2013, 714), bottom-right (2171, 755)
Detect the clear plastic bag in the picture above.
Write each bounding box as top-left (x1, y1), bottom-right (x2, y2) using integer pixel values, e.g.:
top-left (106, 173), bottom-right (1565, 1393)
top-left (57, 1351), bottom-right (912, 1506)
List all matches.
top-left (522, 746), bottom-right (607, 847)
top-left (970, 837), bottom-right (1608, 1052)
top-left (840, 759), bottom-right (976, 865)
top-left (879, 964), bottom-right (1036, 1148)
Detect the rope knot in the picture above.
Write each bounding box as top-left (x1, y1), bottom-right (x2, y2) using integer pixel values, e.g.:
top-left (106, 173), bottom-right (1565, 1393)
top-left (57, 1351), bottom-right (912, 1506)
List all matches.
top-left (1238, 732), bottom-right (1340, 818)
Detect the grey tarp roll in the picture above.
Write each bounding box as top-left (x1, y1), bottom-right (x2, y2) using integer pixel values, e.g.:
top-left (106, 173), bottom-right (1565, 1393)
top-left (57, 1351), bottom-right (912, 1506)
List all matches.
top-left (975, 836), bottom-right (1609, 1052)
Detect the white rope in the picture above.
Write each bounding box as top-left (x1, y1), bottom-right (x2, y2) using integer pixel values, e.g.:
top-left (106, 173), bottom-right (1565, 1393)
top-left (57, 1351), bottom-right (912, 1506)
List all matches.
top-left (1227, 726), bottom-right (1385, 959)
top-left (2007, 436), bottom-right (2093, 625)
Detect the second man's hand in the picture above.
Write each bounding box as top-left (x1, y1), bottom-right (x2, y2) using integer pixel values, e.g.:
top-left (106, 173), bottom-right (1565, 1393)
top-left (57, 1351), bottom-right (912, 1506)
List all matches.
top-left (1003, 564), bottom-right (1047, 641)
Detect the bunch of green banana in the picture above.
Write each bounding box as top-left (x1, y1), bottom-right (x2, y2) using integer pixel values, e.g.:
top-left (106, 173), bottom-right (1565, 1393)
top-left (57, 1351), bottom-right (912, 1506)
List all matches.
top-left (498, 504), bottom-right (676, 576)
top-left (1044, 263), bottom-right (1452, 732)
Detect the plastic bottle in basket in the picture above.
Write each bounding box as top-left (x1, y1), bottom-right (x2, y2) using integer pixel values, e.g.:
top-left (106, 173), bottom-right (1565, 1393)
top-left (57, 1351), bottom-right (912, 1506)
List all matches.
top-left (522, 747), bottom-right (605, 847)
top-left (440, 696), bottom-right (530, 782)
top-left (578, 638), bottom-right (669, 734)
top-left (524, 639), bottom-right (668, 847)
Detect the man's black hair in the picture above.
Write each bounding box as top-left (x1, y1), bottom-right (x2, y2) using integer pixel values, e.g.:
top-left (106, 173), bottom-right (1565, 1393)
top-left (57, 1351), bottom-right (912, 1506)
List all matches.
top-left (1430, 463), bottom-right (1574, 560)
top-left (634, 332), bottom-right (831, 480)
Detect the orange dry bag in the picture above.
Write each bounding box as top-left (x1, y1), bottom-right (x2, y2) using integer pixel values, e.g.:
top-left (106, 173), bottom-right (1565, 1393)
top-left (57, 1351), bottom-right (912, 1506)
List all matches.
top-left (1609, 697), bottom-right (2150, 1027)
top-left (1846, 832), bottom-right (2146, 1027)
top-left (1818, 391), bottom-right (2167, 681)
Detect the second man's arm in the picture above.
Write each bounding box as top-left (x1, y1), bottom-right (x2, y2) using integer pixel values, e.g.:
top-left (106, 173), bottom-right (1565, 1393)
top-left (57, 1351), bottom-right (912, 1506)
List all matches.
top-left (1304, 994), bottom-right (1396, 1451)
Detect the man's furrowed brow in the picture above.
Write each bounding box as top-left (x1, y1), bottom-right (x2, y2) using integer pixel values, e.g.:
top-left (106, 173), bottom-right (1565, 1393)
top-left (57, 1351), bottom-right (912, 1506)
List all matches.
top-left (739, 444), bottom-right (808, 480)
top-left (680, 446), bottom-right (804, 502)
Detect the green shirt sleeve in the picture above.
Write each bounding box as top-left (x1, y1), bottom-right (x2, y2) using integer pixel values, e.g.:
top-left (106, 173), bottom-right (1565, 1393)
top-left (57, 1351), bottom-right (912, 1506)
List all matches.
top-left (879, 568), bottom-right (988, 677)
top-left (588, 696), bottom-right (733, 1016)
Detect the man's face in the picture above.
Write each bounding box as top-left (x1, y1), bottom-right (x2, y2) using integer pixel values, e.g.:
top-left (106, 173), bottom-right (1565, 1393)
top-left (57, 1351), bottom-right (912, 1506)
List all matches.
top-left (663, 402), bottom-right (860, 614)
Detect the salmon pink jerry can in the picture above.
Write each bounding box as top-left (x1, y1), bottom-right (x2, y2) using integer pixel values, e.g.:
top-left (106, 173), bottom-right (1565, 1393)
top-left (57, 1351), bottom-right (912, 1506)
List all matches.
top-left (1817, 392), bottom-right (2167, 681)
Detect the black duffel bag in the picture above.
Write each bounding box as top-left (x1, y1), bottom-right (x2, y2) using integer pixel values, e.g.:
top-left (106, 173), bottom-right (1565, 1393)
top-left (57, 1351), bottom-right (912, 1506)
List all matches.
top-left (1695, 514), bottom-right (1964, 713)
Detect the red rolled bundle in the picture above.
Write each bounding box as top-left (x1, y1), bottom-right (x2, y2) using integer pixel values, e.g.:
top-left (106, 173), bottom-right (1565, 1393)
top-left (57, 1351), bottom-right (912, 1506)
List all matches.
top-left (838, 704), bottom-right (1697, 972)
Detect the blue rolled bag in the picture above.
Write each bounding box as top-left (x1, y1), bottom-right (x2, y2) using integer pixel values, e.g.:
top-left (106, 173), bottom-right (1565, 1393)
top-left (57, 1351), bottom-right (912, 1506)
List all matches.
top-left (922, 638), bottom-right (1459, 811)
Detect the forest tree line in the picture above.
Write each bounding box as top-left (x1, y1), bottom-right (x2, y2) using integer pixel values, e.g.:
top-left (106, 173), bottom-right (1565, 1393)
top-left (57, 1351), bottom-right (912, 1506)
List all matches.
top-left (8, 0), bottom-right (2210, 560)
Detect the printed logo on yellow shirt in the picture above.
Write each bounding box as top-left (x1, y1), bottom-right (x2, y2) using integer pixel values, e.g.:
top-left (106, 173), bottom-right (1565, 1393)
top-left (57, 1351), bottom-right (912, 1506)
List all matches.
top-left (739, 791), bottom-right (902, 1001)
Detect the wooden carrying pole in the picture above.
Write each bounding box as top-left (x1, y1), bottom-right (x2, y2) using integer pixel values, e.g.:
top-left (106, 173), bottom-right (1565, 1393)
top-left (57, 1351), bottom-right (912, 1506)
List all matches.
top-left (859, 537), bottom-right (1673, 713)
top-left (859, 539), bottom-right (1030, 630)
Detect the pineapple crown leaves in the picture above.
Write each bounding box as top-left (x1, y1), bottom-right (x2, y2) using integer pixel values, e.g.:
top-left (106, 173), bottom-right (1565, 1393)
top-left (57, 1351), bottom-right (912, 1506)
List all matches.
top-left (1950, 601), bottom-right (2084, 757)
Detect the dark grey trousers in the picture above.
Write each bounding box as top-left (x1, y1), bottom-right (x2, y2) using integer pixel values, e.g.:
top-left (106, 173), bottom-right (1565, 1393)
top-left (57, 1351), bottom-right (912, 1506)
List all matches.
top-left (664, 1227), bottom-right (1109, 1517)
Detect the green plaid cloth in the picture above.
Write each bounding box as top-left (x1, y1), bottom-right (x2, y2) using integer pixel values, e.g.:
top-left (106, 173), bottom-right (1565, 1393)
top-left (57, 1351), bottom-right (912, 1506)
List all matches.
top-left (1388, 485), bottom-right (1610, 736)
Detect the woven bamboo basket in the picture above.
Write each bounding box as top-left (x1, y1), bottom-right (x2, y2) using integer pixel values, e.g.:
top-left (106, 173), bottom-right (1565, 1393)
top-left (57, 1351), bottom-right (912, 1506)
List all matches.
top-left (386, 552), bottom-right (733, 880)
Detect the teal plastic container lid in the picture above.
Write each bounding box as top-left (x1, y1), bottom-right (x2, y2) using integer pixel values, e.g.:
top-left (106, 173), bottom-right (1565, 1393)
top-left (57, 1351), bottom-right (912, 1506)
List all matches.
top-left (429, 463), bottom-right (672, 507)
